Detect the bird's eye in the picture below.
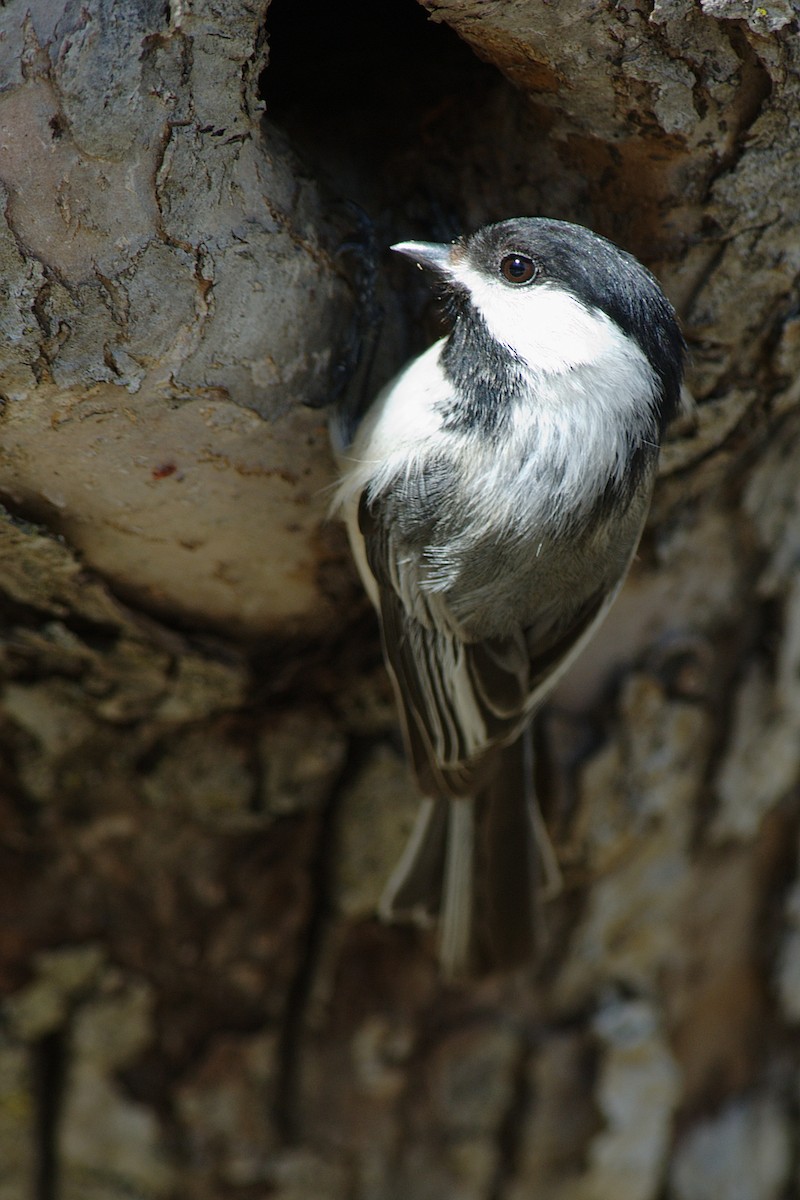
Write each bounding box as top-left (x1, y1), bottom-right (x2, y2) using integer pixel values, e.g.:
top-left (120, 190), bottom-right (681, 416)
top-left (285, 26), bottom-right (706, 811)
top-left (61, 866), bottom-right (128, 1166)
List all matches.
top-left (500, 254), bottom-right (537, 284)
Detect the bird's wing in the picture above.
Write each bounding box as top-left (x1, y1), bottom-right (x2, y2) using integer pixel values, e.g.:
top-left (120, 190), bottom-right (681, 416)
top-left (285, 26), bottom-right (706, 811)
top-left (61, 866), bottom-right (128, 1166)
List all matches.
top-left (359, 494), bottom-right (606, 799)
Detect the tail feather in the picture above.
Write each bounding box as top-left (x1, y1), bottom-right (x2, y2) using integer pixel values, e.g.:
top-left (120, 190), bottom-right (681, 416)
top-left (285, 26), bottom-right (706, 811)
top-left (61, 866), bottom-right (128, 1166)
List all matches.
top-left (378, 729), bottom-right (557, 976)
top-left (440, 797), bottom-right (476, 978)
top-left (477, 730), bottom-right (541, 970)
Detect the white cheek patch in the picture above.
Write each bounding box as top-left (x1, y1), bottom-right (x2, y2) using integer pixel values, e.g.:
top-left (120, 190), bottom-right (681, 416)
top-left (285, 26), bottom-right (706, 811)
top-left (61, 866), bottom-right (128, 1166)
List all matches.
top-left (446, 259), bottom-right (661, 521)
top-left (451, 262), bottom-right (632, 375)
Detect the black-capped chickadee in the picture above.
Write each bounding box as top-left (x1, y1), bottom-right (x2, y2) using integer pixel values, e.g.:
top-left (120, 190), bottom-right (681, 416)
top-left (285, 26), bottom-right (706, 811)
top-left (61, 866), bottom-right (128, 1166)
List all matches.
top-left (335, 217), bottom-right (685, 977)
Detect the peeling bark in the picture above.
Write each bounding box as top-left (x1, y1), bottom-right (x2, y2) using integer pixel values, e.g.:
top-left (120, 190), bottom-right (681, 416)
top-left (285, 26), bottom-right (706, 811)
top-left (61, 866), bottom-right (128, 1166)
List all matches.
top-left (0, 0), bottom-right (799, 1197)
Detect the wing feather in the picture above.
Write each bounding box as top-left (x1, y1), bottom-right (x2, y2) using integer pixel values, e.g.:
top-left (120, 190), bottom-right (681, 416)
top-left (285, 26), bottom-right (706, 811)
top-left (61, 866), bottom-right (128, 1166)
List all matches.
top-left (359, 494), bottom-right (606, 800)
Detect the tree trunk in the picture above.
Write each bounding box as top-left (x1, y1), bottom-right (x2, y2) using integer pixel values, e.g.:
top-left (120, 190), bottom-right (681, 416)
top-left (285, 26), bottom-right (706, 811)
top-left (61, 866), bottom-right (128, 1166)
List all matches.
top-left (1, 1), bottom-right (799, 1197)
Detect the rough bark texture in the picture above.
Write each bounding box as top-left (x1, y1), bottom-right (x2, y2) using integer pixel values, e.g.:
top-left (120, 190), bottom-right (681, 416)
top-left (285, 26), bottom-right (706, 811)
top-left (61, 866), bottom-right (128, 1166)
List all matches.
top-left (0, 0), bottom-right (799, 1197)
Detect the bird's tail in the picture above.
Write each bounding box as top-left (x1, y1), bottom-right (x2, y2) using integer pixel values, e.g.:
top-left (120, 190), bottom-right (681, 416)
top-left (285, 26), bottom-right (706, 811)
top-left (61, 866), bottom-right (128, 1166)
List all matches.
top-left (379, 728), bottom-right (559, 977)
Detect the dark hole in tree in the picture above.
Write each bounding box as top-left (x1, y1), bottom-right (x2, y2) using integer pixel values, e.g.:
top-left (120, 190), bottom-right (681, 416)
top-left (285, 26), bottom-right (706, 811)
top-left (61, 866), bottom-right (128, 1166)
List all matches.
top-left (260, 0), bottom-right (599, 405)
top-left (261, 0), bottom-right (507, 238)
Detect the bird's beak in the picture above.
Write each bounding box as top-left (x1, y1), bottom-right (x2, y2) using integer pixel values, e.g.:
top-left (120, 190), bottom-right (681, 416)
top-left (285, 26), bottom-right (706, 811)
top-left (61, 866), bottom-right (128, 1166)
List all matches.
top-left (391, 240), bottom-right (454, 279)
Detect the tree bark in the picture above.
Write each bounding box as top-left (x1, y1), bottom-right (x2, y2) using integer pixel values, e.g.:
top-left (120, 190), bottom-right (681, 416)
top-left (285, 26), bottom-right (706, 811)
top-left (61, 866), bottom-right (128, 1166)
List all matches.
top-left (1, 1), bottom-right (799, 1197)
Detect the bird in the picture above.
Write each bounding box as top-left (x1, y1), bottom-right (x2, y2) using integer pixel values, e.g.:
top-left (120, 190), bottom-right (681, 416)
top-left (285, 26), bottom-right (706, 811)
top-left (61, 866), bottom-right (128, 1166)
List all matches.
top-left (334, 217), bottom-right (685, 977)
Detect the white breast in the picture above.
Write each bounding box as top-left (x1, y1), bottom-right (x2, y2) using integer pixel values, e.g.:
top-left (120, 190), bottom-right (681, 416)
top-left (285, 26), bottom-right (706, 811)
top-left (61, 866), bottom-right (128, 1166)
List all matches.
top-left (335, 298), bottom-right (659, 589)
top-left (334, 338), bottom-right (451, 513)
